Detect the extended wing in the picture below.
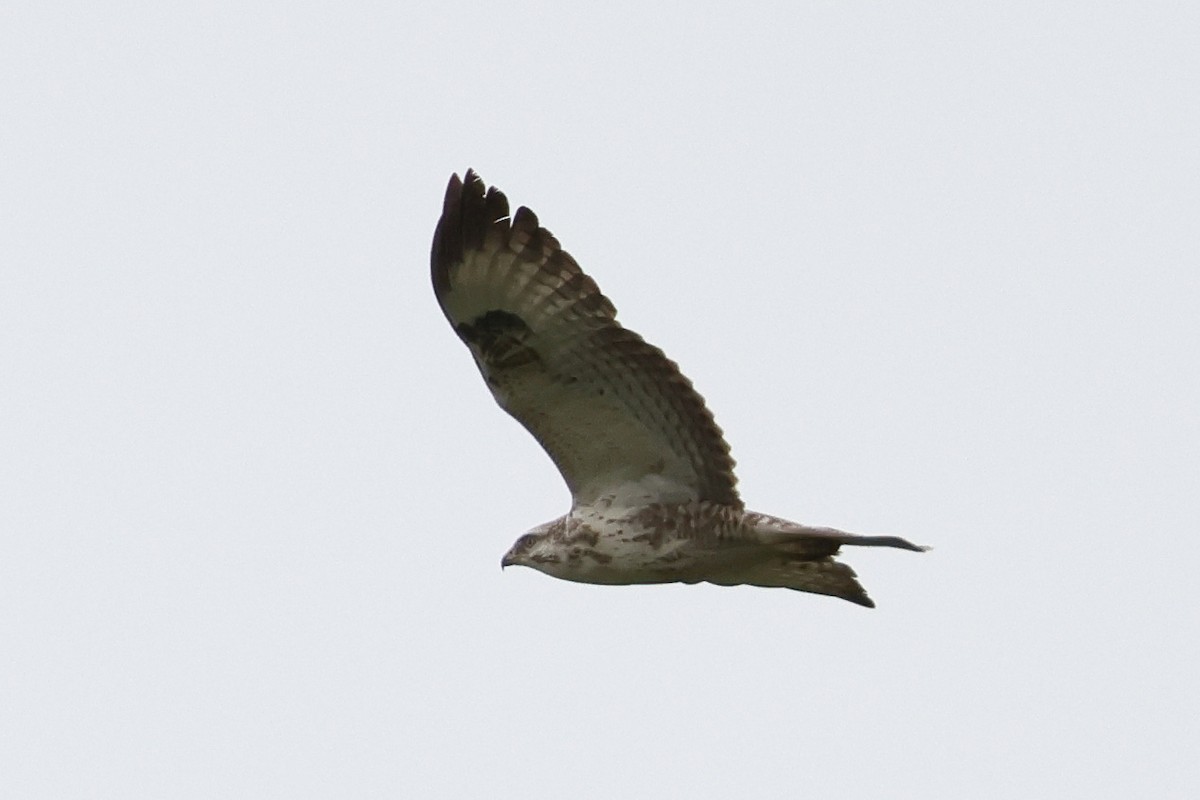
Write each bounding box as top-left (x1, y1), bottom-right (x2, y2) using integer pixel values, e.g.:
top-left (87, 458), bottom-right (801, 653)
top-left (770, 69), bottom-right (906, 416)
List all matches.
top-left (431, 170), bottom-right (740, 508)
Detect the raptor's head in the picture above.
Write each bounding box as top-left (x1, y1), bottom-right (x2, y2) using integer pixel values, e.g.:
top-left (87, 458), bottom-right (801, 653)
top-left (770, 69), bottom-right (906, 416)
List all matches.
top-left (500, 521), bottom-right (560, 570)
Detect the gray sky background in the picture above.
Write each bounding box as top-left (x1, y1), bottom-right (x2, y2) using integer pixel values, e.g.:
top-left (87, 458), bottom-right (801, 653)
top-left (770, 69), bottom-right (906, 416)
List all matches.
top-left (3, 2), bottom-right (1198, 797)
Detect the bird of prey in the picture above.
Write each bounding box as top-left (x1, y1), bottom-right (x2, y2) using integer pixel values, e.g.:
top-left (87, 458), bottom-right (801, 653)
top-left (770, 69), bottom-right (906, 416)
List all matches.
top-left (432, 170), bottom-right (926, 607)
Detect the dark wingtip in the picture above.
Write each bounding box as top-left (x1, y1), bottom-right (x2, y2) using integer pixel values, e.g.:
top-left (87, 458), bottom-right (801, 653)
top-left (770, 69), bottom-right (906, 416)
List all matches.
top-left (433, 169), bottom-right (500, 298)
top-left (845, 592), bottom-right (876, 609)
top-left (431, 172), bottom-right (467, 296)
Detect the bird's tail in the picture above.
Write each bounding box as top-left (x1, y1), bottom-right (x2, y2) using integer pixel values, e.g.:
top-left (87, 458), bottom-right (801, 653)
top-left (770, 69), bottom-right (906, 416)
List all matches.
top-left (729, 512), bottom-right (929, 607)
top-left (746, 513), bottom-right (929, 555)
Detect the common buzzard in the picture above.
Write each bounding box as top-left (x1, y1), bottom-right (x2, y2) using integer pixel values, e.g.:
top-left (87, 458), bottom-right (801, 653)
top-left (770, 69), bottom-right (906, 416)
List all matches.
top-left (432, 170), bottom-right (926, 607)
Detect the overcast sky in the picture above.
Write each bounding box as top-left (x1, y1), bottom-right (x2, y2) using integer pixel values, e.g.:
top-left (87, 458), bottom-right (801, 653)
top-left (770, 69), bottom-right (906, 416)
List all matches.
top-left (3, 2), bottom-right (1198, 798)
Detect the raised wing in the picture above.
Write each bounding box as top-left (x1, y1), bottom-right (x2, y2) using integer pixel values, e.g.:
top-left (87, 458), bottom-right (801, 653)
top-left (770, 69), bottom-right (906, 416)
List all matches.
top-left (432, 170), bottom-right (740, 508)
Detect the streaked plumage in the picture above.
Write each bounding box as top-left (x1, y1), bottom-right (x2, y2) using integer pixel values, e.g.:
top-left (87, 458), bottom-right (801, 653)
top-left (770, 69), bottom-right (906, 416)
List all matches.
top-left (432, 170), bottom-right (925, 607)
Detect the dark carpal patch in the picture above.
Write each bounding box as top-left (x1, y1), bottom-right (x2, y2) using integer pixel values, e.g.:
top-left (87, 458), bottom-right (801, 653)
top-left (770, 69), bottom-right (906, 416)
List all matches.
top-left (457, 310), bottom-right (542, 371)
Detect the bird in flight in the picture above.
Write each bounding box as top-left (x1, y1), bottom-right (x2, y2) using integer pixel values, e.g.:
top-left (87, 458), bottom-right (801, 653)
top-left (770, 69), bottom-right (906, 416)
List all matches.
top-left (432, 170), bottom-right (926, 607)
